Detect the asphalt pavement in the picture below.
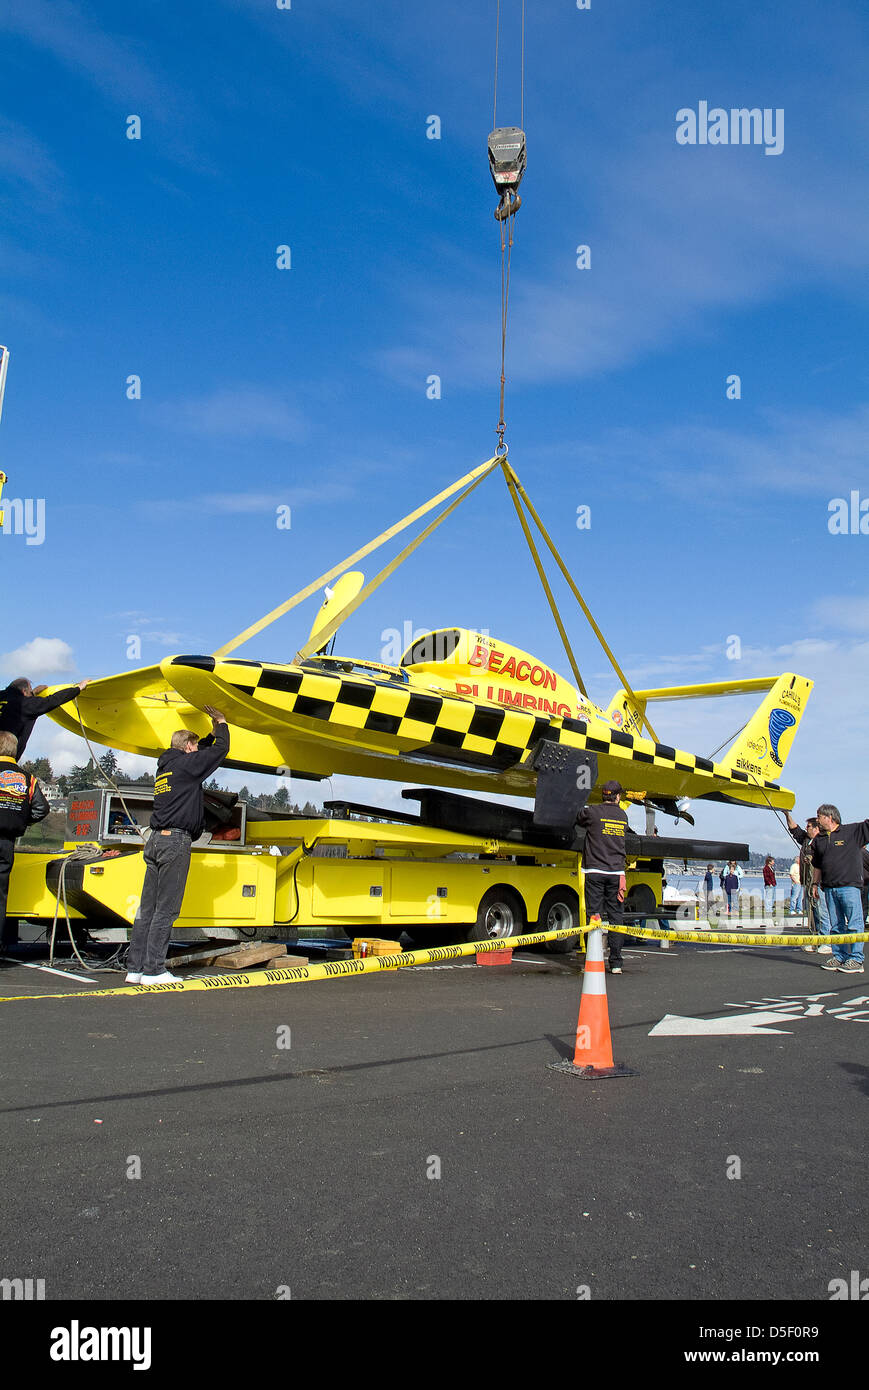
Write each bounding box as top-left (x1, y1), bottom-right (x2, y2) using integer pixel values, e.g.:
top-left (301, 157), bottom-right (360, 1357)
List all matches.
top-left (0, 940), bottom-right (866, 1302)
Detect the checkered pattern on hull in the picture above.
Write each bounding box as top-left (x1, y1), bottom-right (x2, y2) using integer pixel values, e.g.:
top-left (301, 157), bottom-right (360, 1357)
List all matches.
top-left (170, 656), bottom-right (783, 794)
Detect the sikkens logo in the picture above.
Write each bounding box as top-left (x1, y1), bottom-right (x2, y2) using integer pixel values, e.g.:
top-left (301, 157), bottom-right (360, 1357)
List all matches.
top-left (736, 758), bottom-right (763, 776)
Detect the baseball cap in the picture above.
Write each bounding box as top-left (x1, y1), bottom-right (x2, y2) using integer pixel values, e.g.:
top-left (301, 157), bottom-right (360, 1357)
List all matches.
top-left (601, 780), bottom-right (624, 796)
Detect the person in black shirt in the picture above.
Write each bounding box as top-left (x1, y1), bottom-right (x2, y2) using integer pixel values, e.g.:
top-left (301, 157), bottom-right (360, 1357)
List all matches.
top-left (126, 707), bottom-right (229, 986)
top-left (0, 731), bottom-right (50, 946)
top-left (810, 804), bottom-right (868, 973)
top-left (0, 677), bottom-right (90, 760)
top-left (786, 814), bottom-right (832, 952)
top-left (577, 779), bottom-right (629, 974)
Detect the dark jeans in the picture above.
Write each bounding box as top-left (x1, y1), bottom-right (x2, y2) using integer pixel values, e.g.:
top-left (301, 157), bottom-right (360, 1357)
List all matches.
top-left (127, 830), bottom-right (192, 975)
top-left (0, 835), bottom-right (15, 946)
top-left (584, 872), bottom-right (624, 965)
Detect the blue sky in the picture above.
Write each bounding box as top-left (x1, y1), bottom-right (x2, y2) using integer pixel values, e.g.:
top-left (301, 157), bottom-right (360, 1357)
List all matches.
top-left (1, 0), bottom-right (868, 851)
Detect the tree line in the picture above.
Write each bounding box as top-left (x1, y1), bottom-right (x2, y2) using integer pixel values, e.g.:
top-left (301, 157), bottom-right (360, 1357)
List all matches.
top-left (20, 751), bottom-right (323, 816)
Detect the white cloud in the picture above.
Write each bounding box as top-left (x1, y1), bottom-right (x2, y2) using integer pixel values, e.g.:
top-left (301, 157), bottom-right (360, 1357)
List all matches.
top-left (0, 637), bottom-right (75, 678)
top-left (31, 727), bottom-right (90, 776)
top-left (114, 751), bottom-right (155, 780)
top-left (0, 0), bottom-right (189, 131)
top-left (137, 481), bottom-right (355, 522)
top-left (807, 596), bottom-right (869, 635)
top-left (159, 387), bottom-right (309, 444)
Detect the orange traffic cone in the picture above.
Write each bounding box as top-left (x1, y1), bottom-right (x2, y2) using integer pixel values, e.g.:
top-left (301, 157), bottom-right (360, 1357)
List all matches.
top-left (548, 921), bottom-right (636, 1079)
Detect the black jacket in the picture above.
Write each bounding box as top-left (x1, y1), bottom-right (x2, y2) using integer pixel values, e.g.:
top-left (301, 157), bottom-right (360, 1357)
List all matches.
top-left (0, 684), bottom-right (80, 760)
top-left (577, 801), bottom-right (629, 872)
top-left (150, 724), bottom-right (230, 838)
top-left (811, 820), bottom-right (869, 889)
top-left (0, 757), bottom-right (50, 837)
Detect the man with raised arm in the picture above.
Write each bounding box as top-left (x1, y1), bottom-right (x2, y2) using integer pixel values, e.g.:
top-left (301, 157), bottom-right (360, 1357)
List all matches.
top-left (0, 677), bottom-right (90, 759)
top-left (126, 706), bottom-right (230, 987)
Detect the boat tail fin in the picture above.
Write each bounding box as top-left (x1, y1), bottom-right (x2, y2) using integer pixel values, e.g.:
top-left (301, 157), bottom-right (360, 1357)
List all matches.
top-left (604, 689), bottom-right (649, 739)
top-left (723, 673), bottom-right (813, 780)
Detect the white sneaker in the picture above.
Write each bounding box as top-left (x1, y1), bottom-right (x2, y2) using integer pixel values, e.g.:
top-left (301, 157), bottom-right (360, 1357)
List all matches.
top-left (125, 972), bottom-right (142, 983)
top-left (139, 971), bottom-right (182, 985)
top-left (817, 944), bottom-right (833, 954)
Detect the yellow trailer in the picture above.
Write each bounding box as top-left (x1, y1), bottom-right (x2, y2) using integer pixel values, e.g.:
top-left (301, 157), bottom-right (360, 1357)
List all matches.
top-left (7, 785), bottom-right (746, 951)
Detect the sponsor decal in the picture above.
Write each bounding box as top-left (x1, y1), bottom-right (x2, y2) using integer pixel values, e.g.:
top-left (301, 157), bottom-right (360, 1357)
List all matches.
top-left (768, 707), bottom-right (796, 767)
top-left (469, 645), bottom-right (558, 690)
top-left (736, 758), bottom-right (763, 776)
top-left (611, 709), bottom-right (624, 727)
top-left (455, 682), bottom-right (572, 717)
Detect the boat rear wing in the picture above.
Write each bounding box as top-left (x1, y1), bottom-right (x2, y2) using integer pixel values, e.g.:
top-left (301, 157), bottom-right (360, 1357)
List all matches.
top-left (606, 673), bottom-right (813, 783)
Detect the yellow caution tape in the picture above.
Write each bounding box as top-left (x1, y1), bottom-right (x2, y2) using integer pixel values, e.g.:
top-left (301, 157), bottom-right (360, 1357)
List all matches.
top-left (614, 923), bottom-right (869, 947)
top-left (1, 923), bottom-right (864, 1004)
top-left (0, 928), bottom-right (581, 1003)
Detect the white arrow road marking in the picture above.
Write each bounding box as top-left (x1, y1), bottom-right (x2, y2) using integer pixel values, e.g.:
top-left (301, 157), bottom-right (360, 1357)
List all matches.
top-left (649, 1009), bottom-right (806, 1036)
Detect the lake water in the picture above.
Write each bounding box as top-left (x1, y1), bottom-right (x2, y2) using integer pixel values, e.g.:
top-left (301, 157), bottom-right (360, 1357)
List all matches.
top-left (662, 872), bottom-right (807, 918)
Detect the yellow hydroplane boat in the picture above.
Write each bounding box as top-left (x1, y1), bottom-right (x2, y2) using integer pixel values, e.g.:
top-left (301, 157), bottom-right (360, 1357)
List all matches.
top-left (46, 458), bottom-right (812, 828)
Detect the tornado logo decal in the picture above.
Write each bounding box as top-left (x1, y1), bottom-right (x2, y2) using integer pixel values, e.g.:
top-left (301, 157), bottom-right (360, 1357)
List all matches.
top-left (768, 707), bottom-right (796, 767)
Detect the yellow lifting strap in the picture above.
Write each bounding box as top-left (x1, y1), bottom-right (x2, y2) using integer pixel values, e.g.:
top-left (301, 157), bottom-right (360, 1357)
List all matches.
top-left (501, 463), bottom-right (588, 698)
top-left (293, 469), bottom-right (493, 663)
top-left (214, 456), bottom-right (500, 659)
top-left (501, 458), bottom-right (659, 744)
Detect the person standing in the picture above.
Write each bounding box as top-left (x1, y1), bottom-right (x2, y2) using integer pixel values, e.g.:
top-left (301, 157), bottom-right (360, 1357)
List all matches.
top-left (700, 863), bottom-right (715, 919)
top-left (0, 731), bottom-right (50, 946)
top-left (578, 779), bottom-right (629, 974)
top-left (762, 856), bottom-right (777, 917)
top-left (126, 707), bottom-right (229, 986)
top-left (810, 804), bottom-right (868, 974)
top-left (788, 858), bottom-right (803, 915)
top-left (786, 813), bottom-right (831, 953)
top-left (722, 862), bottom-right (740, 917)
top-left (0, 677), bottom-right (90, 760)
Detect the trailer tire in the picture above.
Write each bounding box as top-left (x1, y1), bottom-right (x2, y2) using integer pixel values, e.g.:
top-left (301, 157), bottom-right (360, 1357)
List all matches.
top-left (468, 886), bottom-right (526, 943)
top-left (536, 887), bottom-right (581, 953)
top-left (623, 882), bottom-right (658, 917)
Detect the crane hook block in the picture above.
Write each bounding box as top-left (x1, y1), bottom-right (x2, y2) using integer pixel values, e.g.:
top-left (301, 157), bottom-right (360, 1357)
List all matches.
top-left (488, 127), bottom-right (526, 219)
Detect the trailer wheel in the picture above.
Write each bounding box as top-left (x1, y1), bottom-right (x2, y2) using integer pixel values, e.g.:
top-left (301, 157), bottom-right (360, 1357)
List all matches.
top-left (537, 887), bottom-right (581, 953)
top-left (623, 883), bottom-right (657, 917)
top-left (468, 886), bottom-right (526, 942)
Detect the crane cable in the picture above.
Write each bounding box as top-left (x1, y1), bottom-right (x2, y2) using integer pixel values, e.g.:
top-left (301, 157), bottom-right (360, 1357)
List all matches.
top-left (492, 0), bottom-right (525, 130)
top-left (493, 0), bottom-right (525, 456)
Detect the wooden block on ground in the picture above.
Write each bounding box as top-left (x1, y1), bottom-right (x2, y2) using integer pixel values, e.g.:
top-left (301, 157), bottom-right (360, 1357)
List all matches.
top-left (215, 943), bottom-right (292, 970)
top-left (264, 952), bottom-right (309, 969)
